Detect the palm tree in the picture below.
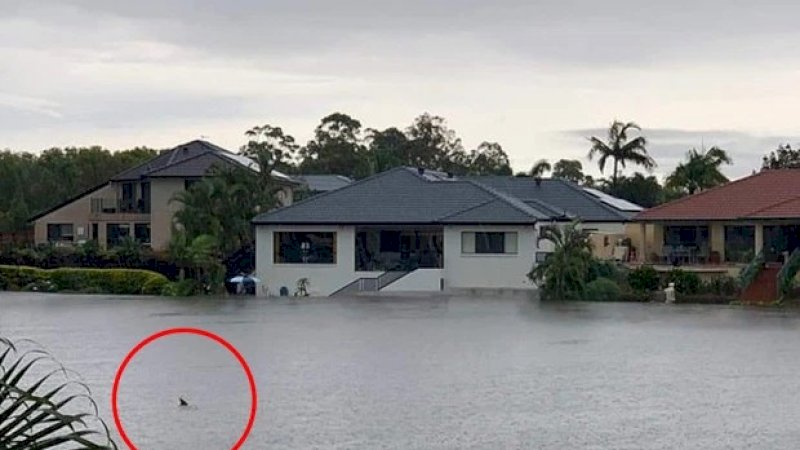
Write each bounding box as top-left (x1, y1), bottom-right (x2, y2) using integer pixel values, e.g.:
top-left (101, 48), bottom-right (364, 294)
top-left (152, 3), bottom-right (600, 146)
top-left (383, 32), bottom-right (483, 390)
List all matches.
top-left (168, 231), bottom-right (219, 283)
top-left (0, 337), bottom-right (116, 449)
top-left (529, 222), bottom-right (593, 300)
top-left (529, 159), bottom-right (552, 177)
top-left (588, 121), bottom-right (655, 187)
top-left (665, 146), bottom-right (732, 196)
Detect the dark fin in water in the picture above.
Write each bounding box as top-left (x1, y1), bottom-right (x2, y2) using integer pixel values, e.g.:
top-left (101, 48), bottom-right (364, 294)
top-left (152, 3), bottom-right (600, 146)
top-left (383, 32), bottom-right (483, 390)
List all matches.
top-left (179, 397), bottom-right (188, 407)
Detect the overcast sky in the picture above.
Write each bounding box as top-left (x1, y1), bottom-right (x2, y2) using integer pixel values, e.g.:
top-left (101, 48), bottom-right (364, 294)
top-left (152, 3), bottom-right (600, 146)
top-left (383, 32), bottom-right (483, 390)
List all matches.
top-left (4, 0), bottom-right (800, 179)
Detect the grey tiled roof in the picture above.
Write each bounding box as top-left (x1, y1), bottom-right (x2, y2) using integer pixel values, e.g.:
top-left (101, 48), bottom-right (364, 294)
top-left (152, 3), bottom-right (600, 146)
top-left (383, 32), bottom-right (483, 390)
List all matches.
top-left (254, 168), bottom-right (639, 225)
top-left (253, 167), bottom-right (611, 225)
top-left (466, 177), bottom-right (635, 222)
top-left (112, 140), bottom-right (225, 181)
top-left (111, 140), bottom-right (299, 185)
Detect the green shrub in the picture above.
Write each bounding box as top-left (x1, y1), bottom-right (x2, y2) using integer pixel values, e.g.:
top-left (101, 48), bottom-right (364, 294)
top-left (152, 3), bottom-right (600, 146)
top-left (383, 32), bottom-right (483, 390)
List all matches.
top-left (0, 265), bottom-right (168, 295)
top-left (583, 277), bottom-right (623, 302)
top-left (162, 279), bottom-right (203, 297)
top-left (0, 265), bottom-right (47, 289)
top-left (588, 260), bottom-right (627, 284)
top-left (142, 276), bottom-right (169, 296)
top-left (628, 266), bottom-right (660, 292)
top-left (666, 269), bottom-right (701, 294)
top-left (701, 276), bottom-right (738, 296)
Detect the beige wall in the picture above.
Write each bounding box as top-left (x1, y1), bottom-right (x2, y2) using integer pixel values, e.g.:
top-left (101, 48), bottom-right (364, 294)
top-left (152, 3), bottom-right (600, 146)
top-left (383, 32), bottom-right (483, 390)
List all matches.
top-left (33, 184), bottom-right (115, 245)
top-left (149, 178), bottom-right (186, 251)
top-left (33, 176), bottom-right (298, 252)
top-left (625, 223), bottom-right (659, 262)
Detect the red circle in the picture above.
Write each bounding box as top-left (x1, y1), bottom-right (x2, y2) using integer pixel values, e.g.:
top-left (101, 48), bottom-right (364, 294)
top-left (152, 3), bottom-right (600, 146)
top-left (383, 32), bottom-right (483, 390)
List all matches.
top-left (111, 328), bottom-right (258, 449)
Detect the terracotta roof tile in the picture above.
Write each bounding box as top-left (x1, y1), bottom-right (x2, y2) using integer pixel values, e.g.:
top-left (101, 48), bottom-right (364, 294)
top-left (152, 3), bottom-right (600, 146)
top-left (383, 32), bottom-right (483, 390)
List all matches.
top-left (635, 169), bottom-right (800, 221)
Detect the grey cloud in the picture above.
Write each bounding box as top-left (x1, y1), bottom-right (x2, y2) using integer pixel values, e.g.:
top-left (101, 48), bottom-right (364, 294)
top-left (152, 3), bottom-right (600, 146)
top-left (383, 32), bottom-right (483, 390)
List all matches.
top-left (10, 0), bottom-right (800, 66)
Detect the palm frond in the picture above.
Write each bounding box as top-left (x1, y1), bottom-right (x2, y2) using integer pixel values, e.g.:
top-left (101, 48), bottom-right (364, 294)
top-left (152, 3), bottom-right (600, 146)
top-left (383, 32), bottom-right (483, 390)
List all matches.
top-left (0, 338), bottom-right (116, 449)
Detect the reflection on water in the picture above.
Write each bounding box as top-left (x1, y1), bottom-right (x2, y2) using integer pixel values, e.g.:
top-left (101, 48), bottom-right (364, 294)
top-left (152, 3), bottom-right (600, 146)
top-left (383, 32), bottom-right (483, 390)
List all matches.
top-left (2, 292), bottom-right (800, 449)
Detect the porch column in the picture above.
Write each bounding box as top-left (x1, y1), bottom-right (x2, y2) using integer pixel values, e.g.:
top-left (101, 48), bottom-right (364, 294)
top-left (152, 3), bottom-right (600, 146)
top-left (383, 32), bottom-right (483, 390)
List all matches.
top-left (754, 223), bottom-right (764, 255)
top-left (710, 223), bottom-right (725, 263)
top-left (639, 223), bottom-right (647, 263)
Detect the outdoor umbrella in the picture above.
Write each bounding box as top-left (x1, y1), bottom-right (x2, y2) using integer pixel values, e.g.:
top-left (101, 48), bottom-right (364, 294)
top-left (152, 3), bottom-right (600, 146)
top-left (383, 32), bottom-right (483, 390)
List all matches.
top-left (228, 274), bottom-right (261, 284)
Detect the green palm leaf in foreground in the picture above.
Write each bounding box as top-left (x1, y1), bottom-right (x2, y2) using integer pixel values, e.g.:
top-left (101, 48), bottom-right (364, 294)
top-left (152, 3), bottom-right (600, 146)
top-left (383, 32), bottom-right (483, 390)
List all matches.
top-left (0, 337), bottom-right (117, 449)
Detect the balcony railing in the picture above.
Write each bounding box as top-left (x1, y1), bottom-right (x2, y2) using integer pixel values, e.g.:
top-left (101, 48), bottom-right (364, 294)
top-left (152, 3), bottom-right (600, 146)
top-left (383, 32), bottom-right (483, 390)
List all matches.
top-left (90, 198), bottom-right (150, 214)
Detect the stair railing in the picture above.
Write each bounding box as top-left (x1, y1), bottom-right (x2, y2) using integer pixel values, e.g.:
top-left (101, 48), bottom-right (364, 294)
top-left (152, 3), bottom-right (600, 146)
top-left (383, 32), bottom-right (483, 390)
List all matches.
top-left (777, 248), bottom-right (800, 300)
top-left (738, 250), bottom-right (765, 292)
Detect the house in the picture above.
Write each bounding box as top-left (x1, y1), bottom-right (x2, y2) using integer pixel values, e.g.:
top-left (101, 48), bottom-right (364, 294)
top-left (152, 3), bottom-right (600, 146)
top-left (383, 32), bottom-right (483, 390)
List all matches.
top-left (632, 169), bottom-right (800, 276)
top-left (252, 167), bottom-right (640, 296)
top-left (29, 140), bottom-right (300, 251)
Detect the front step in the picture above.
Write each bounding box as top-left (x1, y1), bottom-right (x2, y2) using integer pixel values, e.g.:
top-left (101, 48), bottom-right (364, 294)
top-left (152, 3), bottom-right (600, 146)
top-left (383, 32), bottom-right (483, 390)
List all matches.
top-left (740, 265), bottom-right (781, 305)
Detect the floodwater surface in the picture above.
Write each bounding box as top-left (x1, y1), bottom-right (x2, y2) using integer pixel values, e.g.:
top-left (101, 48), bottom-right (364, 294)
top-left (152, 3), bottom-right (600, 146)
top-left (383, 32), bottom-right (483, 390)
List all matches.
top-left (1, 292), bottom-right (800, 449)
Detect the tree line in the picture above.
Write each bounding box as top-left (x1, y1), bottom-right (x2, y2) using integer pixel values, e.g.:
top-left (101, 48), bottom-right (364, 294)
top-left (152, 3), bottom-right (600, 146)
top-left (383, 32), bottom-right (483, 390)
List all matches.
top-left (4, 113), bottom-right (800, 236)
top-left (0, 147), bottom-right (156, 232)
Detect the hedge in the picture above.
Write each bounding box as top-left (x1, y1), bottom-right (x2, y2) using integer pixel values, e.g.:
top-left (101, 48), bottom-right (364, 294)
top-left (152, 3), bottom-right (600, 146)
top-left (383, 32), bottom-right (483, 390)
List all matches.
top-left (584, 277), bottom-right (623, 302)
top-left (0, 265), bottom-right (169, 295)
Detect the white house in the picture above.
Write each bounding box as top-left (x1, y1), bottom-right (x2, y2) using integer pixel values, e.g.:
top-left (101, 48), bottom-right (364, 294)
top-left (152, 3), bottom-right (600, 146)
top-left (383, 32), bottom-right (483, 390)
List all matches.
top-left (252, 167), bottom-right (640, 296)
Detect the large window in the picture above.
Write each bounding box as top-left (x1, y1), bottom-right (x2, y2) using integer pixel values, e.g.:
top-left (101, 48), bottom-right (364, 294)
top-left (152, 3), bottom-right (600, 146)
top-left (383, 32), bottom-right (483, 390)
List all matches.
top-left (461, 232), bottom-right (518, 255)
top-left (107, 223), bottom-right (130, 247)
top-left (134, 223), bottom-right (151, 245)
top-left (274, 232), bottom-right (336, 264)
top-left (724, 225), bottom-right (754, 263)
top-left (379, 231), bottom-right (401, 253)
top-left (47, 224), bottom-right (74, 242)
top-left (664, 226), bottom-right (709, 247)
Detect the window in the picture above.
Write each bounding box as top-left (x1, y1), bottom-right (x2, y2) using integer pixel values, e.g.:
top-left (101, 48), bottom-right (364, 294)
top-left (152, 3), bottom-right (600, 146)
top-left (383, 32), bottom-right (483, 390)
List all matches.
top-left (134, 223), bottom-right (151, 245)
top-left (379, 231), bottom-right (401, 252)
top-left (724, 225), bottom-right (754, 263)
top-left (140, 182), bottom-right (151, 213)
top-left (274, 232), bottom-right (336, 264)
top-left (47, 224), bottom-right (74, 242)
top-left (184, 179), bottom-right (200, 191)
top-left (461, 232), bottom-right (518, 254)
top-left (664, 226), bottom-right (709, 247)
top-left (121, 183), bottom-right (135, 212)
top-left (107, 223), bottom-right (130, 247)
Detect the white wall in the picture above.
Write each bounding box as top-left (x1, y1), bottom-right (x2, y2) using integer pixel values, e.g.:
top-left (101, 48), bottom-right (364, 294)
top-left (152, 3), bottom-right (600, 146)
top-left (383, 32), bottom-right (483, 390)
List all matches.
top-left (256, 223), bottom-right (545, 296)
top-left (381, 269), bottom-right (444, 292)
top-left (256, 225), bottom-right (374, 296)
top-left (443, 225), bottom-right (539, 290)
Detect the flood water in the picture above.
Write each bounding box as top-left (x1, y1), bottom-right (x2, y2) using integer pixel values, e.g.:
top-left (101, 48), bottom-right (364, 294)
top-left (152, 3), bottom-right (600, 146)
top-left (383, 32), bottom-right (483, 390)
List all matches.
top-left (2, 292), bottom-right (800, 449)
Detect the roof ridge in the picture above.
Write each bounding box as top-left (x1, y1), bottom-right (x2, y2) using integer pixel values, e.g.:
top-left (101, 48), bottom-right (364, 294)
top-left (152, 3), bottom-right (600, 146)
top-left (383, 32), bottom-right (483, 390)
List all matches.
top-left (252, 167), bottom-right (409, 223)
top-left (146, 151), bottom-right (221, 176)
top-left (634, 169), bottom-right (766, 220)
top-left (523, 197), bottom-right (570, 217)
top-left (112, 140), bottom-right (220, 181)
top-left (466, 180), bottom-right (548, 220)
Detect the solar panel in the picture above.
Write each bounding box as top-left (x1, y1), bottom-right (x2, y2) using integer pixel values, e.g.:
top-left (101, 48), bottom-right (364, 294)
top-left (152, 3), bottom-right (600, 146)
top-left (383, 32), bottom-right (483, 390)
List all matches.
top-left (583, 187), bottom-right (644, 212)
